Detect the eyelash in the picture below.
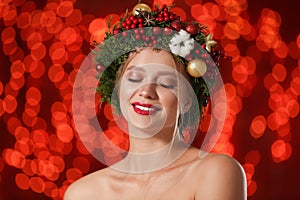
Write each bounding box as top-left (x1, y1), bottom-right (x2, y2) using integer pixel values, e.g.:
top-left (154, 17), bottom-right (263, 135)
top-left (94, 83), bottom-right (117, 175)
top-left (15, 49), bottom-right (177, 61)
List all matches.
top-left (127, 76), bottom-right (176, 89)
top-left (159, 83), bottom-right (174, 89)
top-left (128, 78), bottom-right (142, 83)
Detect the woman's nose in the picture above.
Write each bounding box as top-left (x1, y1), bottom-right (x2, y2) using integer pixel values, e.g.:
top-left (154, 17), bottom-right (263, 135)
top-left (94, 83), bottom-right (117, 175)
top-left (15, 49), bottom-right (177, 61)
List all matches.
top-left (138, 83), bottom-right (157, 99)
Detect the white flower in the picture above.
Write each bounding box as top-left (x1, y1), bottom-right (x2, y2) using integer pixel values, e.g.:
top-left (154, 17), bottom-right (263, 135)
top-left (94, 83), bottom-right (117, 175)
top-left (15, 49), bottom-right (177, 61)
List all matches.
top-left (169, 29), bottom-right (195, 57)
top-left (178, 29), bottom-right (190, 41)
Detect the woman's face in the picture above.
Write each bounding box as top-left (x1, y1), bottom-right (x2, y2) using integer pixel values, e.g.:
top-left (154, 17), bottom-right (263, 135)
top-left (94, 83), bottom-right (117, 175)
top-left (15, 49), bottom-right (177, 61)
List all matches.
top-left (117, 49), bottom-right (191, 138)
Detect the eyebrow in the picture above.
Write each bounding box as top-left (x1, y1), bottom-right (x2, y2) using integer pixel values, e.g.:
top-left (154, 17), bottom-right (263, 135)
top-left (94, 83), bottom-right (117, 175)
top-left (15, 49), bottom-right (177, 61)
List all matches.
top-left (127, 65), bottom-right (177, 77)
top-left (126, 65), bottom-right (146, 72)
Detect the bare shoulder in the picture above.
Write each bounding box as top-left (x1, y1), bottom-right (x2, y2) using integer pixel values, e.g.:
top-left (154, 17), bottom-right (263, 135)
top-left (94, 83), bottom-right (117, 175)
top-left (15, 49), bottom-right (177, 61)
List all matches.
top-left (64, 168), bottom-right (111, 200)
top-left (194, 153), bottom-right (247, 200)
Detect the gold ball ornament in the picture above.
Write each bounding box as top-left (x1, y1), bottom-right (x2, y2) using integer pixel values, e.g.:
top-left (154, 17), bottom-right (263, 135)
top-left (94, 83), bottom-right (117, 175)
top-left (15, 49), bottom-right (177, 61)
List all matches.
top-left (132, 3), bottom-right (152, 15)
top-left (187, 59), bottom-right (207, 78)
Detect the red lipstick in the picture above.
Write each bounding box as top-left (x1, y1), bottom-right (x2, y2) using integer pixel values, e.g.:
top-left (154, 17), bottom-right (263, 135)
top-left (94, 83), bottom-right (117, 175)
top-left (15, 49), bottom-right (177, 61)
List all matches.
top-left (131, 102), bottom-right (160, 115)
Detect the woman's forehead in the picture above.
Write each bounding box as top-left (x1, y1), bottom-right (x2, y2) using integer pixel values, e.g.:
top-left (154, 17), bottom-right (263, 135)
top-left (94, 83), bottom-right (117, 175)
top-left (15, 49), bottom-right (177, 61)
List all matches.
top-left (128, 49), bottom-right (177, 68)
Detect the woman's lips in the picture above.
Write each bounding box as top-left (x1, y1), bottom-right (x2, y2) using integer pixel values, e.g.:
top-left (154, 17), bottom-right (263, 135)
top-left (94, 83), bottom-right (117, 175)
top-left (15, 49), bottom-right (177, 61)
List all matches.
top-left (131, 102), bottom-right (160, 115)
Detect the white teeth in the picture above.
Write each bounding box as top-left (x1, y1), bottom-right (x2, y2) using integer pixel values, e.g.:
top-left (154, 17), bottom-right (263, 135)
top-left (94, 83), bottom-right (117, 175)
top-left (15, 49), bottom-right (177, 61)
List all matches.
top-left (135, 105), bottom-right (155, 111)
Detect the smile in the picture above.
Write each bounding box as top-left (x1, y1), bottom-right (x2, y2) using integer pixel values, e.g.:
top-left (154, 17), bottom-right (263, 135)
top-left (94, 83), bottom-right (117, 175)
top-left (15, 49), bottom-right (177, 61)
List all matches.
top-left (131, 102), bottom-right (160, 115)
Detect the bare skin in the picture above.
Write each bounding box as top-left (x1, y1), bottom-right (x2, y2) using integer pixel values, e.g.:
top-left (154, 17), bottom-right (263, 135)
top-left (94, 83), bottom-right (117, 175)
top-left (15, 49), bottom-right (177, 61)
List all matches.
top-left (64, 148), bottom-right (246, 200)
top-left (65, 49), bottom-right (246, 200)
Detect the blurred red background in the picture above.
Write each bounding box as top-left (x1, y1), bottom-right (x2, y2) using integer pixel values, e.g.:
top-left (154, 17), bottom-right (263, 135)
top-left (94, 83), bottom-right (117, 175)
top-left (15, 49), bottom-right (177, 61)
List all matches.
top-left (0, 0), bottom-right (300, 199)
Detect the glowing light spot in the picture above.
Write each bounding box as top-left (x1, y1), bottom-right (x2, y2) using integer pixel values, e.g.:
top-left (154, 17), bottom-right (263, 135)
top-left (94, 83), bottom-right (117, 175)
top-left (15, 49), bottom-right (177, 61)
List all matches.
top-left (0, 81), bottom-right (3, 96)
top-left (10, 60), bottom-right (25, 79)
top-left (72, 156), bottom-right (90, 174)
top-left (15, 126), bottom-right (30, 141)
top-left (88, 18), bottom-right (107, 42)
top-left (288, 41), bottom-right (300, 59)
top-left (49, 155), bottom-right (65, 173)
top-left (274, 41), bottom-right (288, 59)
top-left (247, 180), bottom-right (257, 197)
top-left (3, 149), bottom-right (25, 169)
top-left (3, 39), bottom-right (17, 55)
top-left (49, 42), bottom-right (68, 64)
top-left (263, 73), bottom-right (277, 90)
top-left (40, 10), bottom-right (56, 27)
top-left (66, 168), bottom-right (82, 182)
top-left (48, 64), bottom-right (65, 83)
top-left (224, 43), bottom-right (240, 62)
top-left (46, 17), bottom-right (63, 34)
top-left (1, 26), bottom-right (16, 44)
top-left (271, 63), bottom-right (286, 82)
top-left (29, 60), bottom-right (45, 79)
top-left (56, 124), bottom-right (74, 143)
top-left (32, 129), bottom-right (49, 148)
top-left (244, 150), bottom-right (260, 166)
top-left (224, 22), bottom-right (240, 40)
top-left (31, 43), bottom-right (47, 60)
top-left (3, 94), bottom-right (17, 114)
top-left (44, 181), bottom-right (58, 198)
top-left (250, 115), bottom-right (266, 138)
top-left (232, 64), bottom-right (248, 83)
top-left (171, 7), bottom-right (187, 21)
top-left (290, 77), bottom-right (300, 95)
top-left (30, 176), bottom-right (45, 193)
top-left (66, 9), bottom-right (82, 26)
top-left (57, 1), bottom-right (73, 17)
top-left (59, 27), bottom-right (78, 45)
top-left (26, 86), bottom-right (41, 106)
top-left (15, 173), bottom-right (30, 190)
top-left (286, 100), bottom-right (299, 118)
top-left (271, 140), bottom-right (292, 162)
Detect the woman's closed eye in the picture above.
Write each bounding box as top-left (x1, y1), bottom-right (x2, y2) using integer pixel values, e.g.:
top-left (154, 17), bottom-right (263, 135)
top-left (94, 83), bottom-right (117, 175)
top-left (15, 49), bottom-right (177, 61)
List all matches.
top-left (128, 77), bottom-right (142, 83)
top-left (157, 78), bottom-right (177, 89)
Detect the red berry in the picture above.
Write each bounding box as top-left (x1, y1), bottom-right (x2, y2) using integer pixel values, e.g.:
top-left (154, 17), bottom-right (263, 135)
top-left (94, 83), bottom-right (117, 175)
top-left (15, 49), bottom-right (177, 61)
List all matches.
top-left (122, 32), bottom-right (127, 37)
top-left (122, 22), bottom-right (126, 27)
top-left (134, 29), bottom-right (139, 35)
top-left (126, 20), bottom-right (132, 25)
top-left (133, 19), bottom-right (138, 24)
top-left (138, 18), bottom-right (143, 23)
top-left (96, 65), bottom-right (104, 72)
top-left (195, 49), bottom-right (200, 54)
top-left (135, 35), bottom-right (141, 40)
top-left (125, 25), bottom-right (130, 30)
top-left (148, 43), bottom-right (153, 47)
top-left (130, 15), bottom-right (135, 21)
top-left (138, 23), bottom-right (144, 28)
top-left (131, 24), bottom-right (136, 29)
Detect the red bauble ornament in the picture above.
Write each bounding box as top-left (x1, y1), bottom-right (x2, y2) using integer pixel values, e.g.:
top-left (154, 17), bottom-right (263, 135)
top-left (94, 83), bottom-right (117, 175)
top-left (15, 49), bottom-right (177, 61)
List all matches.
top-left (185, 23), bottom-right (199, 35)
top-left (171, 20), bottom-right (183, 31)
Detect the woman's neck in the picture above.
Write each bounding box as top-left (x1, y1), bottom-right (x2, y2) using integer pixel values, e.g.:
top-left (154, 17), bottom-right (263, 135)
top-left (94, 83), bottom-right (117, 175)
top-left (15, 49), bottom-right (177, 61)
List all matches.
top-left (128, 125), bottom-right (175, 153)
top-left (111, 125), bottom-right (189, 173)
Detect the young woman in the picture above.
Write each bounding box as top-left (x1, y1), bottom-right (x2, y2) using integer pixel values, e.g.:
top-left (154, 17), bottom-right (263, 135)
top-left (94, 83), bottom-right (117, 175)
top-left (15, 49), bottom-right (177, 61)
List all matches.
top-left (65, 3), bottom-right (246, 200)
